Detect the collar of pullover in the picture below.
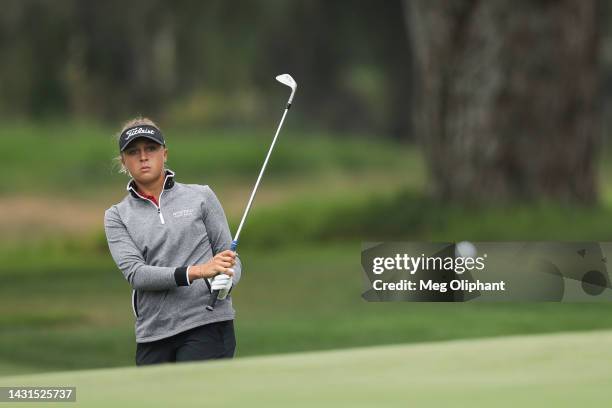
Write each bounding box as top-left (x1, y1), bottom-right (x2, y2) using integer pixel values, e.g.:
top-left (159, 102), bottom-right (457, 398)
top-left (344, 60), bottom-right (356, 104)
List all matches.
top-left (126, 169), bottom-right (176, 200)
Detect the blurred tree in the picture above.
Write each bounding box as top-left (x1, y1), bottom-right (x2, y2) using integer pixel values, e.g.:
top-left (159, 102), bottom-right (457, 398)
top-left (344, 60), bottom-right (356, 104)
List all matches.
top-left (0, 1), bottom-right (74, 116)
top-left (251, 0), bottom-right (412, 136)
top-left (0, 0), bottom-right (413, 137)
top-left (69, 0), bottom-right (177, 118)
top-left (406, 0), bottom-right (600, 203)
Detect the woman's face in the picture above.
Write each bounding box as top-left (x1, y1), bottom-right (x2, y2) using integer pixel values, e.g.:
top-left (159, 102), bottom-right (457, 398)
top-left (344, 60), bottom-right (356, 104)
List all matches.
top-left (121, 138), bottom-right (167, 183)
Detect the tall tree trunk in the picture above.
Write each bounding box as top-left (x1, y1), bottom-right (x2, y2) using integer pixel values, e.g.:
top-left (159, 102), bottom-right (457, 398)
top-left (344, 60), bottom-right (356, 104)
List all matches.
top-left (406, 0), bottom-right (600, 204)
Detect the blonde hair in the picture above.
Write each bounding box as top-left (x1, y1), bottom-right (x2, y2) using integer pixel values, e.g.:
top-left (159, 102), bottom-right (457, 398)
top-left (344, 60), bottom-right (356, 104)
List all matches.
top-left (113, 116), bottom-right (164, 175)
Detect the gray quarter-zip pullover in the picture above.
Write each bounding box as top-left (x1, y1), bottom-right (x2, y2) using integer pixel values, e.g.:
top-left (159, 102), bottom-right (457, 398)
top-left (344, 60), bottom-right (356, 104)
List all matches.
top-left (104, 170), bottom-right (242, 343)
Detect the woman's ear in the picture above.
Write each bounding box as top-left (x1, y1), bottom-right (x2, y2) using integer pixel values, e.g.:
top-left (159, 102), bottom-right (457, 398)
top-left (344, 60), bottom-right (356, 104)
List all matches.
top-left (121, 156), bottom-right (130, 177)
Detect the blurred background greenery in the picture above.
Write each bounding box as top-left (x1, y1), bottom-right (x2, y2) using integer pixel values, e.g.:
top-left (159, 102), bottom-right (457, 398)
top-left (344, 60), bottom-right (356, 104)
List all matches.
top-left (2, 0), bottom-right (612, 377)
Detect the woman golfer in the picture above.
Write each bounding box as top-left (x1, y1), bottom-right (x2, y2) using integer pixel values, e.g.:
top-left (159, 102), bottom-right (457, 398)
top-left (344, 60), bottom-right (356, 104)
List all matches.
top-left (104, 117), bottom-right (241, 365)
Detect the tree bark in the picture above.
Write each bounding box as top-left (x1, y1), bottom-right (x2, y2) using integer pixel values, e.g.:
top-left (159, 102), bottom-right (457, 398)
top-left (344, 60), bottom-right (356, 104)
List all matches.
top-left (406, 0), bottom-right (600, 204)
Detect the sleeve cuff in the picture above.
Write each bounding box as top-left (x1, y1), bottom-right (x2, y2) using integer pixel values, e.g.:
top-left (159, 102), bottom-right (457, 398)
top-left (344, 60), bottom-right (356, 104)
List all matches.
top-left (174, 267), bottom-right (190, 286)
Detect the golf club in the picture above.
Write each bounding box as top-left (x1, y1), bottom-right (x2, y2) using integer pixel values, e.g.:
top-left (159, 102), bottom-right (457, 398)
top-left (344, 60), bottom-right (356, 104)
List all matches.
top-left (206, 73), bottom-right (297, 311)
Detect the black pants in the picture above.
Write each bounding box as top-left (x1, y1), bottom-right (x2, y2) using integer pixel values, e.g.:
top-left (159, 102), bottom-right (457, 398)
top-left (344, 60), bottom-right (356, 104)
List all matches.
top-left (135, 320), bottom-right (236, 366)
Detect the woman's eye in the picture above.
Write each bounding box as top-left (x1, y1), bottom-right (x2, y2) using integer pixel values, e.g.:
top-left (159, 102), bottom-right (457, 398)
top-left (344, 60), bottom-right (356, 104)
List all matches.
top-left (126, 149), bottom-right (138, 155)
top-left (146, 146), bottom-right (157, 152)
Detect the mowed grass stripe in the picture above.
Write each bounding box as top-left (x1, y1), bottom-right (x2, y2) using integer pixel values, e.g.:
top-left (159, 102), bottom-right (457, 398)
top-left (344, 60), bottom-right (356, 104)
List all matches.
top-left (1, 329), bottom-right (610, 408)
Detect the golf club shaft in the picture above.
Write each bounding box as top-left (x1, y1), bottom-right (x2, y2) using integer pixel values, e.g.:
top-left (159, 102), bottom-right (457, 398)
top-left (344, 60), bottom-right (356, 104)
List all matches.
top-left (206, 103), bottom-right (292, 311)
top-left (235, 106), bottom-right (289, 243)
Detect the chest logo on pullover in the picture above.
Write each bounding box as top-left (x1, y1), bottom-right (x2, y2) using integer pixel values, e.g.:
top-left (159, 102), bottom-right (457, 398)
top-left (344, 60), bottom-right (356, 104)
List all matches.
top-left (173, 209), bottom-right (195, 218)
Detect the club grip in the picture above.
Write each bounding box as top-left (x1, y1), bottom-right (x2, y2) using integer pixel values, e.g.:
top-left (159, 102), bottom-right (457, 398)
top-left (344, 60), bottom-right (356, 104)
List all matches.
top-left (206, 240), bottom-right (239, 311)
top-left (206, 291), bottom-right (219, 311)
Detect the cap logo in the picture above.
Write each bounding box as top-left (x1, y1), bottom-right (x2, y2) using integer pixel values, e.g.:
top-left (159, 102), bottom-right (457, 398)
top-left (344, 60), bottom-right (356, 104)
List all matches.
top-left (125, 127), bottom-right (156, 140)
top-left (119, 124), bottom-right (164, 151)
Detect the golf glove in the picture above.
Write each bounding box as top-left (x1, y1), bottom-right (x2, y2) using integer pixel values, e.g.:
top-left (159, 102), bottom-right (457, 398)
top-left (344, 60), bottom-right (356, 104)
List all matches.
top-left (211, 270), bottom-right (233, 300)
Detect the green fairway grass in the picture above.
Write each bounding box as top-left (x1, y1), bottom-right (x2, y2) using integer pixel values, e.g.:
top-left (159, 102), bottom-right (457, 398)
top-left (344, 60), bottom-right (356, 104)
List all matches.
top-left (1, 329), bottom-right (610, 407)
top-left (4, 122), bottom-right (612, 379)
top-left (0, 121), bottom-right (417, 196)
top-left (2, 241), bottom-right (612, 377)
